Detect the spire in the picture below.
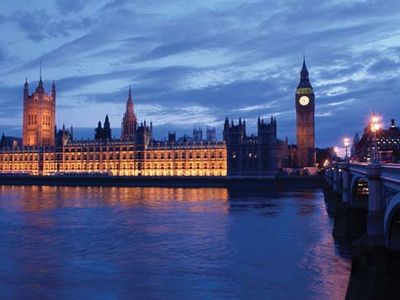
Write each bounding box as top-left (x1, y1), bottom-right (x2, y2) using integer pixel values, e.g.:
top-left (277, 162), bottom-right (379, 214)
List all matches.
top-left (301, 54), bottom-right (308, 74)
top-left (51, 80), bottom-right (56, 98)
top-left (24, 78), bottom-right (29, 98)
top-left (36, 61), bottom-right (44, 92)
top-left (126, 86), bottom-right (134, 113)
top-left (297, 55), bottom-right (312, 89)
top-left (225, 117), bottom-right (229, 126)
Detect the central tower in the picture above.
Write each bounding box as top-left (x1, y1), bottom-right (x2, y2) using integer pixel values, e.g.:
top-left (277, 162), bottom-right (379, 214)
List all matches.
top-left (22, 72), bottom-right (56, 147)
top-left (121, 86), bottom-right (137, 141)
top-left (295, 57), bottom-right (315, 167)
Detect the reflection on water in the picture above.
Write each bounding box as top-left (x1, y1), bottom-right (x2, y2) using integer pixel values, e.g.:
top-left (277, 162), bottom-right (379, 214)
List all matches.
top-left (0, 186), bottom-right (351, 299)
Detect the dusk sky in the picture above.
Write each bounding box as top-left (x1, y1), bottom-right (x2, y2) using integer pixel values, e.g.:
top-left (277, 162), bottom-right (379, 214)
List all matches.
top-left (0, 0), bottom-right (399, 147)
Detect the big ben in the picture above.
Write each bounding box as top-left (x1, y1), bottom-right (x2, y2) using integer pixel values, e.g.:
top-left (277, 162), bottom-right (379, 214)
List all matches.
top-left (295, 57), bottom-right (316, 167)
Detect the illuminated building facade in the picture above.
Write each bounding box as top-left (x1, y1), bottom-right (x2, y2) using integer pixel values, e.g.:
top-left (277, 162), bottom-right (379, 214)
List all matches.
top-left (295, 57), bottom-right (316, 167)
top-left (0, 84), bottom-right (228, 177)
top-left (352, 119), bottom-right (400, 163)
top-left (22, 74), bottom-right (56, 147)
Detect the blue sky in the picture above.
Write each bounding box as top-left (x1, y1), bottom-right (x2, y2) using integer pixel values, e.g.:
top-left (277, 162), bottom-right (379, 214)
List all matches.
top-left (0, 0), bottom-right (399, 147)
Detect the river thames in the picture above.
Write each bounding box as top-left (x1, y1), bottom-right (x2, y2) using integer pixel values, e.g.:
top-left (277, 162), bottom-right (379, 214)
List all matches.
top-left (0, 185), bottom-right (351, 299)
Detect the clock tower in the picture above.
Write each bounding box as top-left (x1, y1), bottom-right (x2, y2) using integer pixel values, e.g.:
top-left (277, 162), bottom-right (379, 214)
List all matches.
top-left (295, 57), bottom-right (315, 167)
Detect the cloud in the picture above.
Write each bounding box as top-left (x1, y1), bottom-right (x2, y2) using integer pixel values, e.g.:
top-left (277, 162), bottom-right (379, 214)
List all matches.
top-left (11, 9), bottom-right (96, 42)
top-left (0, 0), bottom-right (400, 148)
top-left (56, 0), bottom-right (90, 13)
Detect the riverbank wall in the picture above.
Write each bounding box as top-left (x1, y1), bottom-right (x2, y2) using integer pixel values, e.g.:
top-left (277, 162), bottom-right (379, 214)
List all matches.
top-left (0, 174), bottom-right (325, 188)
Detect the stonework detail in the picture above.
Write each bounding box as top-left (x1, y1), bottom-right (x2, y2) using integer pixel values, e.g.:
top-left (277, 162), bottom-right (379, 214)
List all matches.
top-left (22, 77), bottom-right (56, 147)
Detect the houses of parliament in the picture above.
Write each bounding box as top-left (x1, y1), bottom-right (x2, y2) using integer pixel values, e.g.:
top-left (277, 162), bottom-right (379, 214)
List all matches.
top-left (0, 59), bottom-right (316, 177)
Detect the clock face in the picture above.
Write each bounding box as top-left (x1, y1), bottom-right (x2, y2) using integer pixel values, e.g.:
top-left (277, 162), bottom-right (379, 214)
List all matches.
top-left (299, 95), bottom-right (310, 106)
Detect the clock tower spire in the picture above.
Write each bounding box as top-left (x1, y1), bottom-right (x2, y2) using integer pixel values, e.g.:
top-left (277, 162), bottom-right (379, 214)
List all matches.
top-left (295, 56), bottom-right (316, 168)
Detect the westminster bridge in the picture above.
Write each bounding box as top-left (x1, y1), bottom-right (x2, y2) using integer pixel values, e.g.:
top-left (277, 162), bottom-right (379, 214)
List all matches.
top-left (326, 162), bottom-right (400, 250)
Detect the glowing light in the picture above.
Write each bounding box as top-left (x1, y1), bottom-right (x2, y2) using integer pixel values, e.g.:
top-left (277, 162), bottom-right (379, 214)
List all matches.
top-left (370, 114), bottom-right (382, 133)
top-left (343, 138), bottom-right (350, 147)
top-left (333, 146), bottom-right (339, 154)
top-left (323, 159), bottom-right (329, 167)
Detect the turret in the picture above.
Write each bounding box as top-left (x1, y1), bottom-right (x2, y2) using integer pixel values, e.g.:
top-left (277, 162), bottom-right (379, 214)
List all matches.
top-left (36, 66), bottom-right (44, 93)
top-left (52, 80), bottom-right (56, 99)
top-left (121, 86), bottom-right (137, 141)
top-left (24, 78), bottom-right (29, 100)
top-left (103, 115), bottom-right (111, 141)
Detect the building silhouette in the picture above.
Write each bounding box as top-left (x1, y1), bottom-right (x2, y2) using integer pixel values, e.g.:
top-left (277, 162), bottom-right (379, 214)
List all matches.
top-left (206, 127), bottom-right (216, 142)
top-left (223, 117), bottom-right (277, 176)
top-left (0, 58), bottom-right (320, 176)
top-left (95, 115), bottom-right (112, 142)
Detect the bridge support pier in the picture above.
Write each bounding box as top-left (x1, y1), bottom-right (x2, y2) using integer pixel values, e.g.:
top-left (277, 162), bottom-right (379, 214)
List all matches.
top-left (341, 163), bottom-right (351, 204)
top-left (332, 164), bottom-right (340, 193)
top-left (367, 164), bottom-right (384, 237)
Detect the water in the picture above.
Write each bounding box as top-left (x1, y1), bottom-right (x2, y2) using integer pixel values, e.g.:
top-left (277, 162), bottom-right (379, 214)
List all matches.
top-left (0, 186), bottom-right (351, 299)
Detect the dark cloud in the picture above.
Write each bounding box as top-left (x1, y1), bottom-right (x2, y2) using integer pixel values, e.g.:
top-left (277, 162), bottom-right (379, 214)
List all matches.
top-left (56, 0), bottom-right (90, 13)
top-left (12, 9), bottom-right (95, 42)
top-left (0, 0), bottom-right (400, 147)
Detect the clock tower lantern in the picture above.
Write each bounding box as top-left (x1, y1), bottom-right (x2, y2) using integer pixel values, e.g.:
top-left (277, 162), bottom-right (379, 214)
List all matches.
top-left (295, 57), bottom-right (315, 167)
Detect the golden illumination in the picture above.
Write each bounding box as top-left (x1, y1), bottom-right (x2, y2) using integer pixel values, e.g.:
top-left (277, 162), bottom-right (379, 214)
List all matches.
top-left (370, 114), bottom-right (382, 133)
top-left (0, 142), bottom-right (227, 177)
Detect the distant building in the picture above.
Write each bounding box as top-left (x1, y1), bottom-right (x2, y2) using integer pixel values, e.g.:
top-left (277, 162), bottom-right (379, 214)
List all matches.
top-left (177, 135), bottom-right (192, 143)
top-left (95, 115), bottom-right (112, 142)
top-left (206, 127), bottom-right (216, 142)
top-left (0, 134), bottom-right (22, 150)
top-left (353, 119), bottom-right (400, 163)
top-left (223, 117), bottom-right (277, 176)
top-left (56, 125), bottom-right (73, 147)
top-left (193, 127), bottom-right (203, 142)
top-left (168, 131), bottom-right (176, 143)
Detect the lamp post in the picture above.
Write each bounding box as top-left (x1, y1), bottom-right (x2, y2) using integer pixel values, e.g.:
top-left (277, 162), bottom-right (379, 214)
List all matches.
top-left (343, 137), bottom-right (350, 161)
top-left (370, 114), bottom-right (382, 165)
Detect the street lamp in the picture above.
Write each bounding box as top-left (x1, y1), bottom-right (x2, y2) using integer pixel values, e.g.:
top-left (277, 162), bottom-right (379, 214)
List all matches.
top-left (333, 146), bottom-right (339, 163)
top-left (343, 137), bottom-right (350, 161)
top-left (370, 114), bottom-right (382, 165)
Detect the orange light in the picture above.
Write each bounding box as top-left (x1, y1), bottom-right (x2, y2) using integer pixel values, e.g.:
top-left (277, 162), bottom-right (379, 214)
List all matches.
top-left (371, 116), bottom-right (380, 124)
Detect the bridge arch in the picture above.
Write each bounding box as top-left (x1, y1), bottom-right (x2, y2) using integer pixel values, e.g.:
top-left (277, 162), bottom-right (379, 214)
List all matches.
top-left (384, 193), bottom-right (400, 250)
top-left (350, 175), bottom-right (369, 210)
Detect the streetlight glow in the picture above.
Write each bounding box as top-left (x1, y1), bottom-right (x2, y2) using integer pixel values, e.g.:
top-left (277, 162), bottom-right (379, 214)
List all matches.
top-left (370, 113), bottom-right (382, 165)
top-left (343, 138), bottom-right (350, 147)
top-left (343, 137), bottom-right (350, 160)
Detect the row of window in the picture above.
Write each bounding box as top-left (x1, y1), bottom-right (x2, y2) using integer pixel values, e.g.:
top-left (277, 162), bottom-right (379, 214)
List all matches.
top-left (61, 163), bottom-right (225, 170)
top-left (0, 155), bottom-right (39, 161)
